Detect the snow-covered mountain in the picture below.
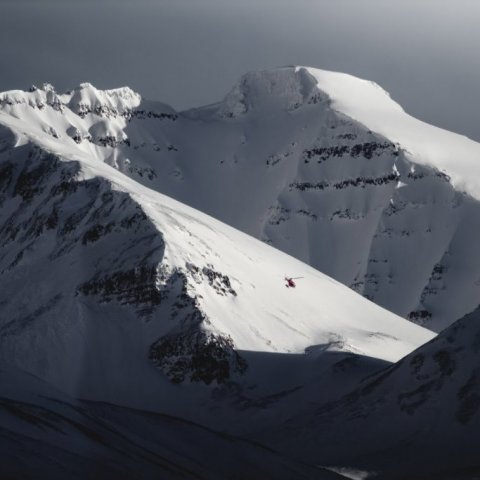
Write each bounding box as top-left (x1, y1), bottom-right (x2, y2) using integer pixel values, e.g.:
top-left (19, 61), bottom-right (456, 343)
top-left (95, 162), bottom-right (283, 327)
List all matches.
top-left (2, 66), bottom-right (478, 478)
top-left (1, 67), bottom-right (479, 331)
top-left (265, 305), bottom-right (480, 479)
top-left (0, 80), bottom-right (438, 478)
top-left (0, 103), bottom-right (432, 412)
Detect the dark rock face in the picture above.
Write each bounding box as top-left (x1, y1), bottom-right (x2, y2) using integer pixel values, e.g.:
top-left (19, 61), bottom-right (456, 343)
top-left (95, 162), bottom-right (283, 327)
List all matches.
top-left (290, 172), bottom-right (400, 192)
top-left (407, 309), bottom-right (433, 324)
top-left (150, 325), bottom-right (247, 385)
top-left (302, 141), bottom-right (398, 163)
top-left (148, 268), bottom-right (246, 384)
top-left (0, 144), bottom-right (166, 314)
top-left (77, 265), bottom-right (165, 316)
top-left (127, 109), bottom-right (178, 122)
top-left (201, 266), bottom-right (237, 297)
top-left (94, 135), bottom-right (130, 148)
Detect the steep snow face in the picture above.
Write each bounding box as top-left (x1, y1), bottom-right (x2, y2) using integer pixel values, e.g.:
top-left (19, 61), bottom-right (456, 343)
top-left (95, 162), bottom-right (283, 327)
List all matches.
top-left (0, 117), bottom-right (433, 409)
top-left (306, 67), bottom-right (480, 198)
top-left (265, 305), bottom-right (480, 479)
top-left (2, 68), bottom-right (480, 331)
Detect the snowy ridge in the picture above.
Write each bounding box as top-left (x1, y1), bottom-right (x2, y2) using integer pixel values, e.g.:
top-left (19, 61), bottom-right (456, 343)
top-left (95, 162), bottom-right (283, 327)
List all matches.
top-left (306, 67), bottom-right (480, 199)
top-left (0, 82), bottom-right (142, 117)
top-left (1, 67), bottom-right (478, 330)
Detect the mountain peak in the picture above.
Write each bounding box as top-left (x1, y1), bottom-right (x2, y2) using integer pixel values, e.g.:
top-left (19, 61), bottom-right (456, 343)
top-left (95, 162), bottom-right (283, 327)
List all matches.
top-left (73, 82), bottom-right (140, 101)
top-left (215, 65), bottom-right (480, 202)
top-left (65, 83), bottom-right (141, 117)
top-left (41, 82), bottom-right (56, 93)
top-left (217, 66), bottom-right (326, 118)
top-left (215, 66), bottom-right (400, 119)
top-left (0, 81), bottom-right (143, 120)
top-left (302, 67), bottom-right (480, 200)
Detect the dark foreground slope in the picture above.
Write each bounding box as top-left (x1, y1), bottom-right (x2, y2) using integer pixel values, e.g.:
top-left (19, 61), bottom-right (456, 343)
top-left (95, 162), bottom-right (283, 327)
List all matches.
top-left (0, 368), bottom-right (343, 480)
top-left (265, 306), bottom-right (480, 479)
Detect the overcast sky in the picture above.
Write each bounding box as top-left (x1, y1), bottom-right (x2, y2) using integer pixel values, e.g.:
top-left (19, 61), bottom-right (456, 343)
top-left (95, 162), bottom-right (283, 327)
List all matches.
top-left (1, 0), bottom-right (479, 140)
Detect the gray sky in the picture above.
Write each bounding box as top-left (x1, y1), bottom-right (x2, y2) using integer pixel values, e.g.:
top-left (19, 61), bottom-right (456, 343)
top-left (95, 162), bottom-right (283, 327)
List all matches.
top-left (1, 0), bottom-right (479, 140)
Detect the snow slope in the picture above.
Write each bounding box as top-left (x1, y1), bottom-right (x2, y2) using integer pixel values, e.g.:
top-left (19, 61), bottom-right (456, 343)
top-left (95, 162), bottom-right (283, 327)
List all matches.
top-left (265, 305), bottom-right (480, 479)
top-left (307, 67), bottom-right (480, 198)
top-left (0, 107), bottom-right (433, 420)
top-left (1, 67), bottom-right (479, 330)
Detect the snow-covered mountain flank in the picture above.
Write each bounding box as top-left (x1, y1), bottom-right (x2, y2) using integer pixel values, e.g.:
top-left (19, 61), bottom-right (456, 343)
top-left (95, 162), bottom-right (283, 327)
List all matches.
top-left (0, 71), bottom-right (438, 477)
top-left (0, 103), bottom-right (432, 401)
top-left (1, 66), bottom-right (479, 331)
top-left (1, 66), bottom-right (479, 478)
